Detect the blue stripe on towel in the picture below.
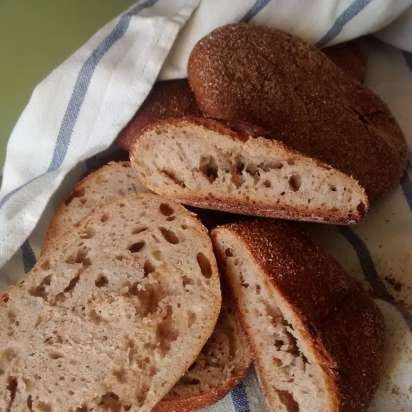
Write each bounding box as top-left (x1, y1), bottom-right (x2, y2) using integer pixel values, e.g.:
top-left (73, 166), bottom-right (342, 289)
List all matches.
top-left (21, 239), bottom-right (37, 273)
top-left (0, 0), bottom-right (159, 209)
top-left (317, 0), bottom-right (373, 47)
top-left (231, 381), bottom-right (251, 412)
top-left (240, 0), bottom-right (272, 23)
top-left (339, 226), bottom-right (412, 330)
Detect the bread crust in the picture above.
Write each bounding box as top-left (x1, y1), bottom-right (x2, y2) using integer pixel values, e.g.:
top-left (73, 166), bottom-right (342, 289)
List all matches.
top-left (131, 116), bottom-right (368, 224)
top-left (212, 220), bottom-right (385, 412)
top-left (323, 42), bottom-right (367, 83)
top-left (188, 24), bottom-right (407, 201)
top-left (116, 79), bottom-right (201, 151)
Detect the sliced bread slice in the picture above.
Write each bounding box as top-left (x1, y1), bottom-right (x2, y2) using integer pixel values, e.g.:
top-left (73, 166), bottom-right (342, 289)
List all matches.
top-left (0, 193), bottom-right (221, 412)
top-left (154, 287), bottom-right (251, 412)
top-left (41, 161), bottom-right (147, 253)
top-left (212, 220), bottom-right (384, 412)
top-left (130, 117), bottom-right (368, 224)
top-left (41, 161), bottom-right (252, 412)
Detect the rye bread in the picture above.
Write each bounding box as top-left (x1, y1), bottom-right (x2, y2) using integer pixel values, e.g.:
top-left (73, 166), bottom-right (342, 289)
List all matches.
top-left (41, 161), bottom-right (252, 412)
top-left (188, 24), bottom-right (407, 201)
top-left (212, 220), bottom-right (385, 412)
top-left (130, 117), bottom-right (368, 224)
top-left (0, 193), bottom-right (221, 412)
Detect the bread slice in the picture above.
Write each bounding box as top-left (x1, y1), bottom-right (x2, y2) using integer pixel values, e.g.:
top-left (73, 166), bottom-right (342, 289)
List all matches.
top-left (212, 220), bottom-right (385, 412)
top-left (130, 117), bottom-right (368, 224)
top-left (41, 161), bottom-right (251, 411)
top-left (188, 24), bottom-right (407, 201)
top-left (41, 161), bottom-right (147, 253)
top-left (154, 287), bottom-right (251, 412)
top-left (0, 193), bottom-right (221, 412)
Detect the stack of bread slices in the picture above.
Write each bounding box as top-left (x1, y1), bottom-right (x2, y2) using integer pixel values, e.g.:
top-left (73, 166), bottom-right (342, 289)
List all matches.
top-left (2, 24), bottom-right (407, 412)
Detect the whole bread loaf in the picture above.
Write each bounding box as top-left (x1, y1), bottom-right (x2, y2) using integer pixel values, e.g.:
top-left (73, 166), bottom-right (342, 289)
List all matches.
top-left (212, 220), bottom-right (385, 412)
top-left (0, 193), bottom-right (221, 412)
top-left (188, 24), bottom-right (407, 201)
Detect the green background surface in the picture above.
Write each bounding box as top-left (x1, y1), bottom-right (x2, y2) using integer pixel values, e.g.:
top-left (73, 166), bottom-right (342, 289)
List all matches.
top-left (0, 0), bottom-right (136, 169)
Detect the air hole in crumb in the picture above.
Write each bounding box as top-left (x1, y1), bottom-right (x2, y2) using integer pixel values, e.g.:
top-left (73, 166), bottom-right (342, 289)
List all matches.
top-left (64, 187), bottom-right (85, 206)
top-left (159, 203), bottom-right (174, 216)
top-left (132, 227), bottom-right (147, 235)
top-left (197, 253), bottom-right (212, 278)
top-left (99, 392), bottom-right (121, 410)
top-left (29, 275), bottom-right (52, 300)
top-left (100, 213), bottom-right (109, 223)
top-left (112, 368), bottom-right (127, 383)
top-left (161, 169), bottom-right (186, 188)
top-left (259, 160), bottom-right (283, 171)
top-left (65, 248), bottom-right (91, 267)
top-left (182, 275), bottom-right (194, 288)
top-left (48, 352), bottom-right (63, 360)
top-left (79, 227), bottom-right (96, 239)
top-left (27, 395), bottom-right (34, 411)
top-left (225, 248), bottom-right (233, 257)
top-left (276, 390), bottom-right (300, 412)
top-left (288, 175), bottom-right (301, 192)
top-left (181, 224), bottom-right (187, 230)
top-left (263, 180), bottom-right (271, 188)
top-left (40, 260), bottom-right (50, 271)
top-left (159, 227), bottom-right (179, 244)
top-left (166, 216), bottom-right (176, 221)
top-left (63, 275), bottom-right (81, 294)
top-left (95, 275), bottom-right (108, 288)
top-left (187, 311), bottom-right (196, 327)
top-left (181, 377), bottom-right (201, 385)
top-left (329, 184), bottom-right (337, 192)
top-left (199, 156), bottom-right (218, 183)
top-left (143, 260), bottom-right (155, 276)
top-left (128, 241), bottom-right (146, 253)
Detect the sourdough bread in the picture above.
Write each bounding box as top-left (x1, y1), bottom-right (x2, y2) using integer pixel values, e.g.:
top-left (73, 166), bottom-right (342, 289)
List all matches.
top-left (0, 193), bottom-right (221, 412)
top-left (154, 287), bottom-right (251, 412)
top-left (212, 220), bottom-right (384, 412)
top-left (42, 161), bottom-right (251, 412)
top-left (130, 117), bottom-right (368, 224)
top-left (188, 24), bottom-right (407, 201)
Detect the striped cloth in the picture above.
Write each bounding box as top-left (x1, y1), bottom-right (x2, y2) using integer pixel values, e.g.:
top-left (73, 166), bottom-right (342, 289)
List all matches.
top-left (1, 1), bottom-right (412, 411)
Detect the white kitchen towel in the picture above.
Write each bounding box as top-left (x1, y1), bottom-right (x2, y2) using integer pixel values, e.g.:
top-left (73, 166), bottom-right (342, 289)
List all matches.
top-left (0, 1), bottom-right (412, 411)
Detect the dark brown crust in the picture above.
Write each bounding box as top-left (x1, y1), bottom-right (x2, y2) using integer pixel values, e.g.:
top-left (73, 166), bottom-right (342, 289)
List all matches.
top-left (116, 79), bottom-right (201, 151)
top-left (212, 220), bottom-right (385, 412)
top-left (188, 24), bottom-right (407, 201)
top-left (154, 368), bottom-right (249, 412)
top-left (323, 42), bottom-right (367, 83)
top-left (131, 117), bottom-right (368, 224)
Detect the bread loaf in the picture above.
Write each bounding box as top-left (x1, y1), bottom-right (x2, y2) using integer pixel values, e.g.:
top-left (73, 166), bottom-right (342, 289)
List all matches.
top-left (130, 117), bottom-right (368, 224)
top-left (0, 193), bottom-right (221, 412)
top-left (212, 220), bottom-right (384, 412)
top-left (188, 24), bottom-right (407, 201)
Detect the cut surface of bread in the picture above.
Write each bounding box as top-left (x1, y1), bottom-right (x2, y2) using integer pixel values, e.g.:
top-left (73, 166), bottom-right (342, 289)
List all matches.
top-left (41, 161), bottom-right (251, 412)
top-left (0, 193), bottom-right (221, 412)
top-left (188, 24), bottom-right (407, 201)
top-left (131, 117), bottom-right (368, 224)
top-left (116, 80), bottom-right (201, 151)
top-left (42, 161), bottom-right (147, 254)
top-left (212, 220), bottom-right (384, 412)
top-left (154, 288), bottom-right (251, 412)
